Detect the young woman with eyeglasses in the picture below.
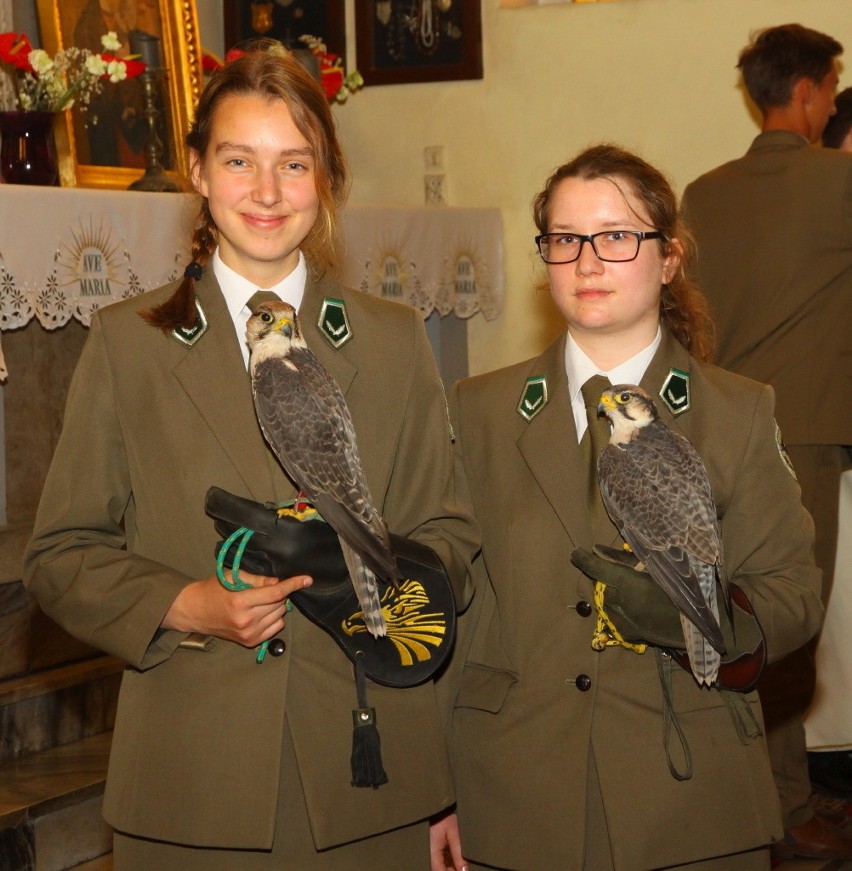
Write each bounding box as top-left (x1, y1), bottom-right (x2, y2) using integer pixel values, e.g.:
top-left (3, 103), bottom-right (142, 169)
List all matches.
top-left (445, 144), bottom-right (821, 870)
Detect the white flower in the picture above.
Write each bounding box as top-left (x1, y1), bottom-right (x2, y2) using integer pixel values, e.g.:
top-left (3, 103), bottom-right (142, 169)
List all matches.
top-left (86, 54), bottom-right (107, 76)
top-left (28, 49), bottom-right (54, 74)
top-left (106, 59), bottom-right (127, 83)
top-left (101, 31), bottom-right (121, 52)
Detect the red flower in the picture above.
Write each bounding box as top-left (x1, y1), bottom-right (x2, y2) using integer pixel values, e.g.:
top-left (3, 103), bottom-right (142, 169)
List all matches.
top-left (224, 47), bottom-right (246, 64)
top-left (0, 32), bottom-right (34, 73)
top-left (202, 51), bottom-right (223, 73)
top-left (318, 53), bottom-right (343, 101)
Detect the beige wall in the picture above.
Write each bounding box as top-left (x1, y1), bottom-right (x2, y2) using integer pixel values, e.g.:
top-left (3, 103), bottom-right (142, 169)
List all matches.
top-left (196, 0), bottom-right (852, 376)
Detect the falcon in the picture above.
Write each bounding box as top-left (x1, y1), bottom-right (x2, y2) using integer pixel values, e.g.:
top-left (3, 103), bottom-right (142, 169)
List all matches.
top-left (595, 384), bottom-right (726, 686)
top-left (246, 300), bottom-right (399, 638)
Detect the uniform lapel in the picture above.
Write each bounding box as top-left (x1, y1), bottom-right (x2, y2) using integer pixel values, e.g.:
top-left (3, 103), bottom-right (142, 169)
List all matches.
top-left (298, 275), bottom-right (357, 397)
top-left (640, 328), bottom-right (696, 437)
top-left (171, 270), bottom-right (276, 500)
top-left (516, 335), bottom-right (591, 547)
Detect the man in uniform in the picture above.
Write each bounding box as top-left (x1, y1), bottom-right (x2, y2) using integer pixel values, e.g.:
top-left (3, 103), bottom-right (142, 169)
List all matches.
top-left (682, 23), bottom-right (852, 862)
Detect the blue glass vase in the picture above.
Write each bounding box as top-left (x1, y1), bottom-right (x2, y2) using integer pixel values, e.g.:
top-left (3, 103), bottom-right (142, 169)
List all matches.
top-left (0, 110), bottom-right (60, 186)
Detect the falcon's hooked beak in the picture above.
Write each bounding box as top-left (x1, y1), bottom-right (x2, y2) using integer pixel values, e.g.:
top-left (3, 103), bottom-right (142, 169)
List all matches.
top-left (276, 317), bottom-right (293, 338)
top-left (598, 393), bottom-right (617, 416)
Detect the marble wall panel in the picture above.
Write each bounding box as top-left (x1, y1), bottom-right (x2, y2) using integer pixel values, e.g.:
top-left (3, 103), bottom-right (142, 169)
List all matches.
top-left (33, 795), bottom-right (111, 871)
top-left (0, 822), bottom-right (34, 871)
top-left (0, 582), bottom-right (28, 679)
top-left (3, 320), bottom-right (87, 525)
top-left (0, 672), bottom-right (120, 764)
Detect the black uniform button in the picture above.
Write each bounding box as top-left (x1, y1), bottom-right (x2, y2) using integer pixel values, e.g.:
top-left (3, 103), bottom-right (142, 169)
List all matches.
top-left (576, 600), bottom-right (592, 617)
top-left (268, 637), bottom-right (286, 657)
top-left (575, 674), bottom-right (592, 692)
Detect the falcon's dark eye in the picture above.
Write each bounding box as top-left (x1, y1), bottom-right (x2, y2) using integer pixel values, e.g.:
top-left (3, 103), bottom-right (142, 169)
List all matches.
top-left (259, 311), bottom-right (273, 323)
top-left (618, 392), bottom-right (631, 404)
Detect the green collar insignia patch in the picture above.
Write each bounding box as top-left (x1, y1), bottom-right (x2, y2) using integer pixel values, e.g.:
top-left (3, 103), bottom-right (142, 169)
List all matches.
top-left (517, 376), bottom-right (548, 422)
top-left (318, 297), bottom-right (352, 348)
top-left (659, 368), bottom-right (691, 416)
top-left (171, 298), bottom-right (208, 348)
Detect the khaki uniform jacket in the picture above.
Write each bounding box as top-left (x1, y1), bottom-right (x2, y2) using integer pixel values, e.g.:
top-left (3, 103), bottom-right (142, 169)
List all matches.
top-left (448, 329), bottom-right (822, 870)
top-left (681, 130), bottom-right (852, 447)
top-left (24, 269), bottom-right (478, 850)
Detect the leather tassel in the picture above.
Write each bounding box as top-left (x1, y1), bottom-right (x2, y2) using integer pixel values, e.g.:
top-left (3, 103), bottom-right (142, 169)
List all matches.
top-left (350, 651), bottom-right (388, 788)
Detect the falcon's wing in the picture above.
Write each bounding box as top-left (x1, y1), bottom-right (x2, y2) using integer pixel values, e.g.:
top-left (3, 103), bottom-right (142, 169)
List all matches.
top-left (251, 350), bottom-right (396, 582)
top-left (598, 421), bottom-right (724, 651)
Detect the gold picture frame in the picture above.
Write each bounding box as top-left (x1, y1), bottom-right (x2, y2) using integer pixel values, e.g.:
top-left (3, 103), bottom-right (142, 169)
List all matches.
top-left (35, 0), bottom-right (203, 189)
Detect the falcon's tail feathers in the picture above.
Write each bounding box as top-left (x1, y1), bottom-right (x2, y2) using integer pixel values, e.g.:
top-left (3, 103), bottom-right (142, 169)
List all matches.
top-left (641, 550), bottom-right (726, 653)
top-left (341, 539), bottom-right (387, 638)
top-left (681, 614), bottom-right (721, 687)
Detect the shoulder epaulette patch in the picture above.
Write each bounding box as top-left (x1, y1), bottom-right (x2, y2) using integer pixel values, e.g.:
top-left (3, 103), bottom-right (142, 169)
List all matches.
top-left (659, 368), bottom-right (691, 416)
top-left (171, 298), bottom-right (208, 348)
top-left (517, 376), bottom-right (548, 422)
top-left (318, 297), bottom-right (352, 348)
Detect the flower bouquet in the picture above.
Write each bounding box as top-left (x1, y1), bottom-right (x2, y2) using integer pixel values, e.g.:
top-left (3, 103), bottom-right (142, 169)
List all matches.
top-left (0, 31), bottom-right (145, 114)
top-left (298, 35), bottom-right (363, 103)
top-left (0, 30), bottom-right (147, 184)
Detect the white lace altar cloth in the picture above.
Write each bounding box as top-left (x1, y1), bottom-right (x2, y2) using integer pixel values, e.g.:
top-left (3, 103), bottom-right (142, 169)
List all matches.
top-left (0, 185), bottom-right (503, 380)
top-left (0, 185), bottom-right (197, 380)
top-left (338, 204), bottom-right (503, 322)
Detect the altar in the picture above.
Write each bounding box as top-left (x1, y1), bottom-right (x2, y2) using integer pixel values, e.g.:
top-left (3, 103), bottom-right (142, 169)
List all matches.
top-left (0, 184), bottom-right (504, 380)
top-left (0, 184), bottom-right (503, 527)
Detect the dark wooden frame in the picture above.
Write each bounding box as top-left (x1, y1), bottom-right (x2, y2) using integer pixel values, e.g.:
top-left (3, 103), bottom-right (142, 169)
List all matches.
top-left (355, 1), bottom-right (482, 86)
top-left (223, 0), bottom-right (346, 58)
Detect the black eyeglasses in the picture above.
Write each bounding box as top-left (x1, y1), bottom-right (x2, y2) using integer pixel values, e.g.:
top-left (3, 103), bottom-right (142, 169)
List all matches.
top-left (535, 230), bottom-right (665, 264)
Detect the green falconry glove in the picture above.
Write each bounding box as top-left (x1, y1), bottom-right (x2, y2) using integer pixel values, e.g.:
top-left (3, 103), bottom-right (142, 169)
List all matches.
top-left (571, 545), bottom-right (766, 692)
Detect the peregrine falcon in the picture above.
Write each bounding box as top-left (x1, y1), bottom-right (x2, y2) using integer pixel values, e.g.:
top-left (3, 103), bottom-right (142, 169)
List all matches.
top-left (596, 384), bottom-right (726, 686)
top-left (246, 300), bottom-right (399, 638)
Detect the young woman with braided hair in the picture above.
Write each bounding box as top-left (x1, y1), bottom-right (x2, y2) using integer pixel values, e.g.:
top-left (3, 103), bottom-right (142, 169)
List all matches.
top-left (25, 40), bottom-right (476, 870)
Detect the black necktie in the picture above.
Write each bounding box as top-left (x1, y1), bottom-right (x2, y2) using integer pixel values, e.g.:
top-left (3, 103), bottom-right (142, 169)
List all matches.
top-left (579, 374), bottom-right (612, 519)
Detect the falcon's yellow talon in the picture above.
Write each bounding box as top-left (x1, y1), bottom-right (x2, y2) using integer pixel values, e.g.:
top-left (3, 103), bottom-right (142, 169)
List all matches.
top-left (276, 504), bottom-right (320, 522)
top-left (591, 580), bottom-right (648, 655)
